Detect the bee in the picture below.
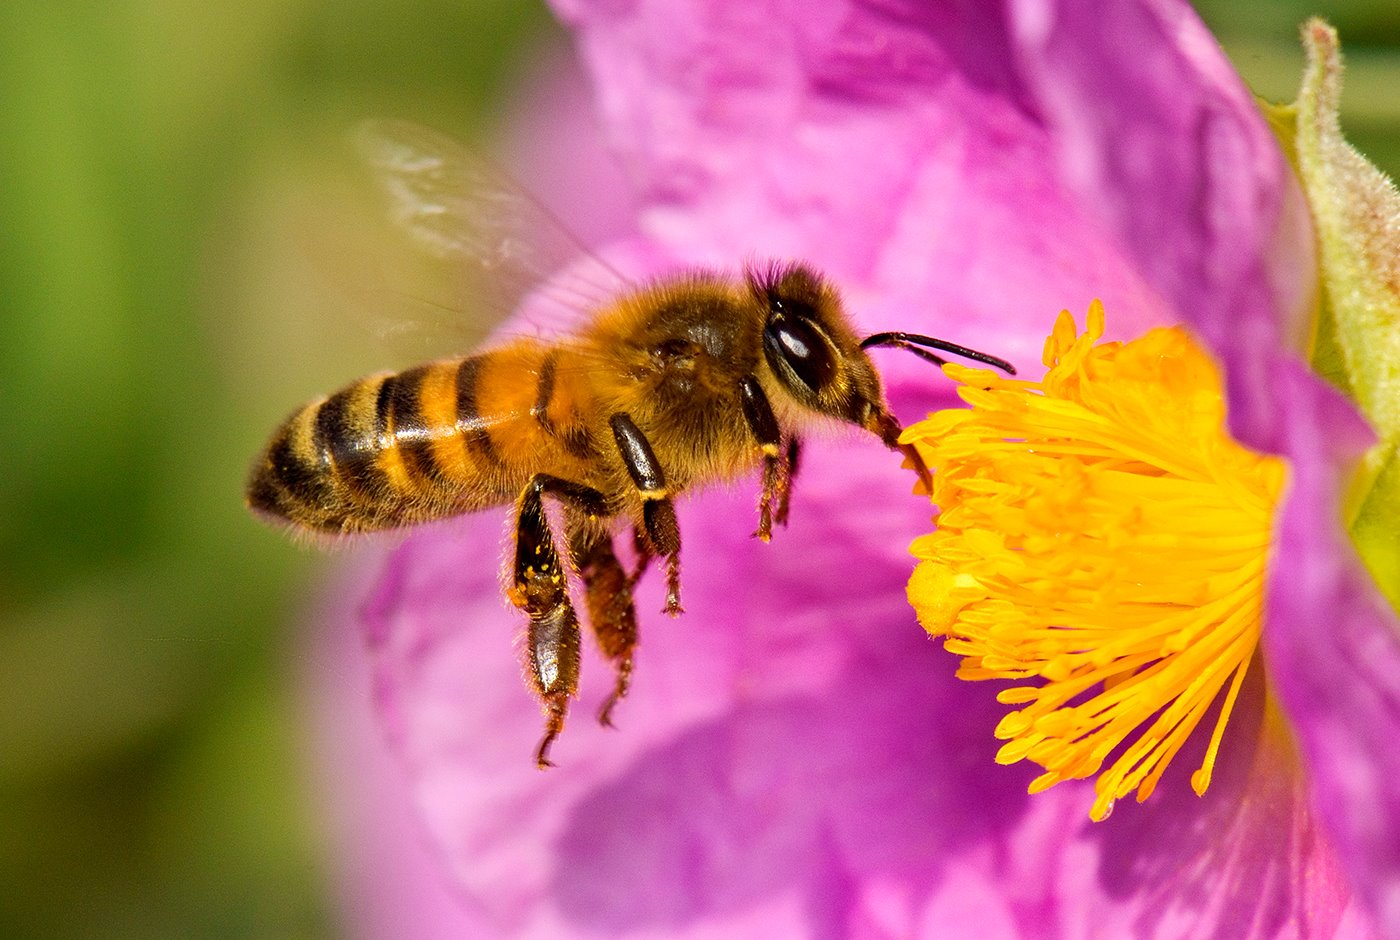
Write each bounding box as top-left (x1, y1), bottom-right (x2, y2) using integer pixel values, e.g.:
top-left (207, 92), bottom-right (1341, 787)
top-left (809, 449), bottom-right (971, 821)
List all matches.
top-left (246, 122), bottom-right (1015, 766)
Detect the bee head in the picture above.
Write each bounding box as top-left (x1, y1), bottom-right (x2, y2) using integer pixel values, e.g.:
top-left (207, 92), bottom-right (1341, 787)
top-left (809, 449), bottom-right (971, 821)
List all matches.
top-left (746, 262), bottom-right (893, 440)
top-left (747, 263), bottom-right (1017, 455)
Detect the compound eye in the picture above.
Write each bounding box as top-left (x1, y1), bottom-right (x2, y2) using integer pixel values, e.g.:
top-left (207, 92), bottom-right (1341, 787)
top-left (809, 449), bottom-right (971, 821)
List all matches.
top-left (764, 311), bottom-right (835, 392)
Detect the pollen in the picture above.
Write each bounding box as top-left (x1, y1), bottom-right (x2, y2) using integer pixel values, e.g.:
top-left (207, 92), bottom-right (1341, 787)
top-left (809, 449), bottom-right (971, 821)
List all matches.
top-left (902, 302), bottom-right (1287, 821)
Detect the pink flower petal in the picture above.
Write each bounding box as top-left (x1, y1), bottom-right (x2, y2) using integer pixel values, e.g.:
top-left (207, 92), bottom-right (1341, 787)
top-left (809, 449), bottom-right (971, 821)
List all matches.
top-left (553, 0), bottom-right (1167, 374)
top-left (306, 551), bottom-right (489, 939)
top-left (1047, 678), bottom-right (1359, 939)
top-left (1266, 360), bottom-right (1400, 936)
top-left (365, 448), bottom-right (1038, 935)
top-left (363, 485), bottom-right (1366, 936)
top-left (1004, 0), bottom-right (1316, 452)
top-left (324, 1), bottom-right (1400, 936)
top-left (1001, 2), bottom-right (1400, 927)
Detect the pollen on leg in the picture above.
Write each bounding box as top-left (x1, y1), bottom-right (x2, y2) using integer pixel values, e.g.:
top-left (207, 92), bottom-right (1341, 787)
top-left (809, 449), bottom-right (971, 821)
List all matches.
top-left (903, 302), bottom-right (1287, 820)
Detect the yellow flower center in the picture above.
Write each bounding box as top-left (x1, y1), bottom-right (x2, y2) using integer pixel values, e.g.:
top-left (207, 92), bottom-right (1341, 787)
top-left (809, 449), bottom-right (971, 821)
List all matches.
top-left (902, 302), bottom-right (1287, 821)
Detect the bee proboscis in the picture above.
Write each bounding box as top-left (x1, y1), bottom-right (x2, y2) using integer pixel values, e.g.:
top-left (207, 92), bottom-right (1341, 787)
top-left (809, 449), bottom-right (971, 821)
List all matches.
top-left (246, 123), bottom-right (1015, 766)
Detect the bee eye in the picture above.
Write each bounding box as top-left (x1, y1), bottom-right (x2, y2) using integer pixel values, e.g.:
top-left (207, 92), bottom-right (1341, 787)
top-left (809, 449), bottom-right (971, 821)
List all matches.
top-left (763, 312), bottom-right (835, 392)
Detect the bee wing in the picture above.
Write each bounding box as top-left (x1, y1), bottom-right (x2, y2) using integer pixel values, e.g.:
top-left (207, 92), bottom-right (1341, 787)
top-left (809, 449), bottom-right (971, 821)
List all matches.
top-left (354, 119), bottom-right (631, 335)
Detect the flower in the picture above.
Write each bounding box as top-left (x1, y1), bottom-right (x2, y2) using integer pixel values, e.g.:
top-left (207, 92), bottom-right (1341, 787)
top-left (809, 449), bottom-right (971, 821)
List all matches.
top-left (904, 303), bottom-right (1288, 823)
top-left (326, 2), bottom-right (1400, 937)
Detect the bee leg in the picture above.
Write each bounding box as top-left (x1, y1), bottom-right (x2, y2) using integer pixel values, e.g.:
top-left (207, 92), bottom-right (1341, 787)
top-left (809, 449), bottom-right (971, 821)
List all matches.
top-left (644, 500), bottom-right (683, 616)
top-left (739, 377), bottom-right (785, 541)
top-left (756, 455), bottom-right (780, 543)
top-left (773, 436), bottom-right (801, 528)
top-left (609, 414), bottom-right (683, 616)
top-left (567, 518), bottom-right (638, 728)
top-left (627, 525), bottom-right (652, 588)
top-left (510, 475), bottom-right (608, 768)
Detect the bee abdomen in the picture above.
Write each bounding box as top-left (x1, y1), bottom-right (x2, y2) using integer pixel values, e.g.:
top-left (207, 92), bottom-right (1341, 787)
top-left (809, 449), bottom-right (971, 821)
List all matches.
top-left (248, 361), bottom-right (480, 533)
top-left (248, 343), bottom-right (591, 535)
top-left (247, 371), bottom-right (389, 533)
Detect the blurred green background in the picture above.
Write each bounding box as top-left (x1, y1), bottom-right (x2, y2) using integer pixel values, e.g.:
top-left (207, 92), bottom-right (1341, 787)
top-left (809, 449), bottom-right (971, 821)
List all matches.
top-left (0, 2), bottom-right (1395, 938)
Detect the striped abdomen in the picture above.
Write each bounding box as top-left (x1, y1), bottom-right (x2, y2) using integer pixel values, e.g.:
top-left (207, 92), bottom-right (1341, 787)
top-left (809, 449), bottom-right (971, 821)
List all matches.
top-left (247, 341), bottom-right (596, 534)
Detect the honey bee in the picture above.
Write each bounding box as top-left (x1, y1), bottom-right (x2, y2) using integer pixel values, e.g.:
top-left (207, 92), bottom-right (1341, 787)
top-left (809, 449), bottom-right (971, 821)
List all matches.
top-left (247, 122), bottom-right (1015, 766)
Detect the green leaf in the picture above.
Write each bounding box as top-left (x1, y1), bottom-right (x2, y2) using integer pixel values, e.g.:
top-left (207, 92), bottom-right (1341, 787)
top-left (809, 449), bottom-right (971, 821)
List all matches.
top-left (1293, 19), bottom-right (1400, 569)
top-left (1295, 20), bottom-right (1400, 433)
top-left (1351, 442), bottom-right (1400, 606)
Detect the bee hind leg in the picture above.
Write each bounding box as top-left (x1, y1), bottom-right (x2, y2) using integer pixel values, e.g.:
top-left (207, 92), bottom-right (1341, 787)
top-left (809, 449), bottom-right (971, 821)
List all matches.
top-left (567, 516), bottom-right (639, 728)
top-left (510, 474), bottom-right (608, 768)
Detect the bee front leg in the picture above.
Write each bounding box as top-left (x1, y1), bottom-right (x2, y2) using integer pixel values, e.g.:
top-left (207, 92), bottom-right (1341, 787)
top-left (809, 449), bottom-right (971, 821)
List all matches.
top-left (739, 377), bottom-right (795, 541)
top-left (509, 474), bottom-right (608, 768)
top-left (774, 436), bottom-right (801, 528)
top-left (567, 516), bottom-right (638, 728)
top-left (609, 414), bottom-right (682, 616)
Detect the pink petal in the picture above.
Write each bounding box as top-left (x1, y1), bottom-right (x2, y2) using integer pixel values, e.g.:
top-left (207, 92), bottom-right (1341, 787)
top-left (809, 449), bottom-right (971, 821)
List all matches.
top-left (1265, 360), bottom-right (1400, 936)
top-left (365, 446), bottom-right (1038, 936)
top-left (332, 1), bottom-right (1396, 936)
top-left (362, 490), bottom-right (1367, 937)
top-left (1041, 676), bottom-right (1360, 939)
top-left (1005, 0), bottom-right (1315, 452)
top-left (552, 0), bottom-right (1168, 375)
top-left (1003, 2), bottom-right (1400, 926)
top-left (306, 552), bottom-right (489, 939)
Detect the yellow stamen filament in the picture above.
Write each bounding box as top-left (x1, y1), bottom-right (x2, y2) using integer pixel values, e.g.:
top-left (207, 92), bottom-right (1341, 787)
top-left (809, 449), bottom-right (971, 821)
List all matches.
top-left (903, 302), bottom-right (1286, 821)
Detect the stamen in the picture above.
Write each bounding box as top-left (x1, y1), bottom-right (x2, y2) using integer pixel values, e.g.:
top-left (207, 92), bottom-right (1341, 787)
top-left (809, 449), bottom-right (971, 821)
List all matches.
top-left (902, 302), bottom-right (1286, 819)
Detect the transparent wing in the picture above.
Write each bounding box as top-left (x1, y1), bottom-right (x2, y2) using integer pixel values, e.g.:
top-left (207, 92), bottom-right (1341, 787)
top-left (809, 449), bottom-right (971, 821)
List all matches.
top-left (354, 119), bottom-right (631, 334)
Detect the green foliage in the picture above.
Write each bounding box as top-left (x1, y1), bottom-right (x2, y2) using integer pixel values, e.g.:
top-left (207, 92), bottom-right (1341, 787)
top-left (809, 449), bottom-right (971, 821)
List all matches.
top-left (0, 1), bottom-right (551, 937)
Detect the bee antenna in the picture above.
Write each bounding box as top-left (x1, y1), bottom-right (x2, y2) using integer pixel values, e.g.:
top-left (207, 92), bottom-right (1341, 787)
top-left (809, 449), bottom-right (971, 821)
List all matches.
top-left (859, 332), bottom-right (1016, 375)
